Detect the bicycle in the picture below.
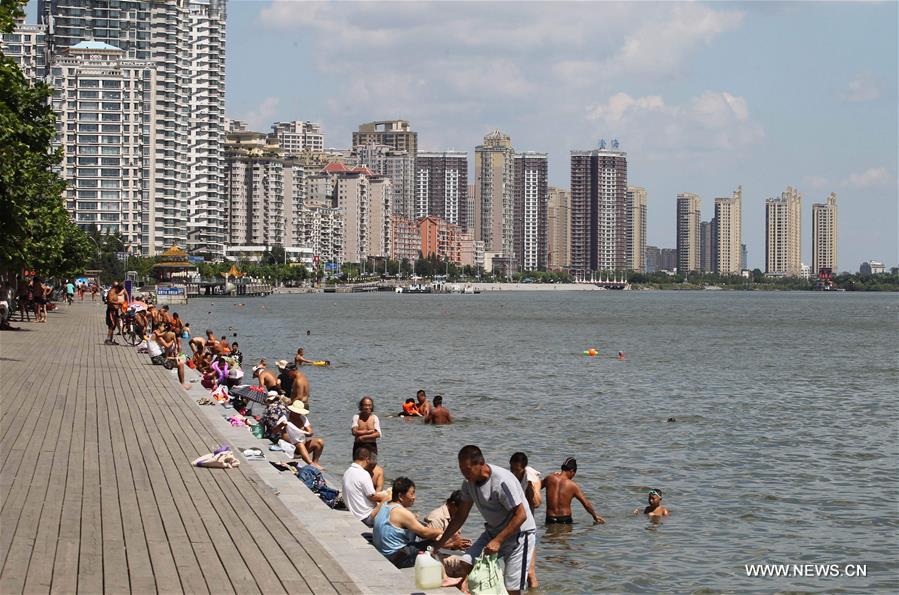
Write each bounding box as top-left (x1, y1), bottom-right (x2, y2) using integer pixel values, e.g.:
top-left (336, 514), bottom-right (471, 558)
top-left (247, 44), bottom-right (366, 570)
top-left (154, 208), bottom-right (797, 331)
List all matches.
top-left (121, 310), bottom-right (144, 346)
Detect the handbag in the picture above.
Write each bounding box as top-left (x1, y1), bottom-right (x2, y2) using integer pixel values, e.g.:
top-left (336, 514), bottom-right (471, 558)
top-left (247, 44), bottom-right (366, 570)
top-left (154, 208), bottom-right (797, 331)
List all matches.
top-left (467, 554), bottom-right (508, 595)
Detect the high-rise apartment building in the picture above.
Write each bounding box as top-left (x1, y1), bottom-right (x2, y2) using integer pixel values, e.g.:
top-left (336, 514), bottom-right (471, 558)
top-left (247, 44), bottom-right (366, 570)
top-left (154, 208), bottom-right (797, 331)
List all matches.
top-left (334, 167), bottom-right (392, 263)
top-left (714, 186), bottom-right (743, 274)
top-left (223, 131), bottom-right (285, 247)
top-left (625, 186), bottom-right (647, 272)
top-left (415, 152), bottom-right (468, 228)
top-left (659, 248), bottom-right (678, 272)
top-left (353, 120), bottom-right (417, 155)
top-left (187, 0), bottom-right (227, 257)
top-left (676, 192), bottom-right (701, 273)
top-left (512, 152), bottom-right (548, 271)
top-left (38, 0), bottom-right (226, 255)
top-left (547, 187), bottom-right (571, 271)
top-left (812, 192), bottom-right (838, 274)
top-left (419, 216), bottom-right (461, 264)
top-left (765, 186), bottom-right (802, 276)
top-left (50, 42), bottom-right (156, 252)
top-left (475, 130), bottom-right (515, 258)
top-left (645, 245), bottom-right (660, 273)
top-left (271, 121), bottom-right (324, 154)
top-left (1, 20), bottom-right (47, 81)
top-left (354, 143), bottom-right (415, 219)
top-left (298, 200), bottom-right (343, 265)
top-left (570, 143), bottom-right (628, 272)
top-left (700, 221), bottom-right (713, 273)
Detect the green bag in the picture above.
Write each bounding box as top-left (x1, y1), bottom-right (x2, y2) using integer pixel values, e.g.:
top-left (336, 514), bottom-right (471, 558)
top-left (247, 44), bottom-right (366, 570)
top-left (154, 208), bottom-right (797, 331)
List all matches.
top-left (467, 554), bottom-right (508, 595)
top-left (250, 423), bottom-right (264, 439)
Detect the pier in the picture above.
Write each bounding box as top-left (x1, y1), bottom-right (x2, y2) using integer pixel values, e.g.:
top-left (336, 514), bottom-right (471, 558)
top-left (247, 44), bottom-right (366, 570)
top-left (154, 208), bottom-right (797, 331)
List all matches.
top-left (0, 305), bottom-right (420, 594)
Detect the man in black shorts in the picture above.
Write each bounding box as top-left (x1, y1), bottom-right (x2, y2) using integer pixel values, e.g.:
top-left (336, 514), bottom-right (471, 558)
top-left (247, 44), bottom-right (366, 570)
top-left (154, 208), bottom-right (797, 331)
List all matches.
top-left (541, 457), bottom-right (605, 525)
top-left (104, 282), bottom-right (124, 345)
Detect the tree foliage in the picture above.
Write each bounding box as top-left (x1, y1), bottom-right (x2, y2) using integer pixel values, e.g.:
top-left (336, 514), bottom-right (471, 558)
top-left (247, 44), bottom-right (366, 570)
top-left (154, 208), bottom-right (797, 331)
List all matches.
top-left (0, 0), bottom-right (92, 277)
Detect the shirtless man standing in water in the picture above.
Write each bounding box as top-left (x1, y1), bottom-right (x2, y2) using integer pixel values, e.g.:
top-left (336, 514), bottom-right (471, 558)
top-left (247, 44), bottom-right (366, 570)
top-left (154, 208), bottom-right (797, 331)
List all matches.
top-left (541, 457), bottom-right (605, 525)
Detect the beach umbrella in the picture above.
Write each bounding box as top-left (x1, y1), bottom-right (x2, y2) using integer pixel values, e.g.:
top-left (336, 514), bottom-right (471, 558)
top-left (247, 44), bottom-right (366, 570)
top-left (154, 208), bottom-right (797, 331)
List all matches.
top-left (128, 300), bottom-right (149, 312)
top-left (229, 384), bottom-right (268, 405)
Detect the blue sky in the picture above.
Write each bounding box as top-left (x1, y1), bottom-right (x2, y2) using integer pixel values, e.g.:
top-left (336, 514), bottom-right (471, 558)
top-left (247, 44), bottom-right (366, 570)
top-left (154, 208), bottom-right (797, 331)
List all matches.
top-left (28, 1), bottom-right (898, 270)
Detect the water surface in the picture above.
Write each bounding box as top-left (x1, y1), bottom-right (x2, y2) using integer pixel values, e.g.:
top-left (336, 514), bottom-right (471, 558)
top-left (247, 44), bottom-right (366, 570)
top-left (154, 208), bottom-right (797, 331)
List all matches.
top-left (179, 291), bottom-right (898, 592)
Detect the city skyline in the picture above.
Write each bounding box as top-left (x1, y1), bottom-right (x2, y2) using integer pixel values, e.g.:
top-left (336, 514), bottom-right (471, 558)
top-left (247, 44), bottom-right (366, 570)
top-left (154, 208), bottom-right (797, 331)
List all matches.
top-left (20, 0), bottom-right (898, 270)
top-left (218, 0), bottom-right (896, 270)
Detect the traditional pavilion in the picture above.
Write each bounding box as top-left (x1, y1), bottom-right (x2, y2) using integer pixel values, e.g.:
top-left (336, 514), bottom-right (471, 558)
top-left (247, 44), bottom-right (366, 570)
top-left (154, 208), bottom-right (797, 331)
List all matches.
top-left (152, 245), bottom-right (196, 281)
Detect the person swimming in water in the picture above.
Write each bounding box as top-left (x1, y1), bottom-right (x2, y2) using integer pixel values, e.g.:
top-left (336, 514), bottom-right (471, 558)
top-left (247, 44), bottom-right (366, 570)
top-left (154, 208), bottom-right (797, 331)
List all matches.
top-left (541, 457), bottom-right (605, 525)
top-left (634, 488), bottom-right (670, 517)
top-left (399, 398), bottom-right (421, 417)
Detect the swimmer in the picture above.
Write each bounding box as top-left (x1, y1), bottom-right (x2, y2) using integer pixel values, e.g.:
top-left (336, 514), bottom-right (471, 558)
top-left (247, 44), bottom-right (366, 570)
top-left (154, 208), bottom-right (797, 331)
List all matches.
top-left (415, 389), bottom-right (431, 418)
top-left (634, 488), bottom-right (669, 517)
top-left (399, 398), bottom-right (421, 417)
top-left (617, 351), bottom-right (625, 360)
top-left (541, 457), bottom-right (604, 525)
top-left (294, 347), bottom-right (325, 367)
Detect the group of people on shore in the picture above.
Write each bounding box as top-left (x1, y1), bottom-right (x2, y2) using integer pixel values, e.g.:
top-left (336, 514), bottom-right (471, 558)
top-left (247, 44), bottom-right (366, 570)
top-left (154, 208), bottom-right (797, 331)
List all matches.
top-left (0, 274), bottom-right (93, 329)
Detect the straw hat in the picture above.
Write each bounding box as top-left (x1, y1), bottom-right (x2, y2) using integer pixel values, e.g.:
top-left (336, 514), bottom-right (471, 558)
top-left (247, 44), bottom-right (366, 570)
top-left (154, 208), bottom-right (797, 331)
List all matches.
top-left (276, 359), bottom-right (289, 370)
top-left (287, 401), bottom-right (309, 415)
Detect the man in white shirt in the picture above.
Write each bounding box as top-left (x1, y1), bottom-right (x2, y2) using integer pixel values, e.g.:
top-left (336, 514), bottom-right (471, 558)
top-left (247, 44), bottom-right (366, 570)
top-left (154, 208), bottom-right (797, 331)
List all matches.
top-left (510, 452), bottom-right (542, 589)
top-left (341, 446), bottom-right (389, 527)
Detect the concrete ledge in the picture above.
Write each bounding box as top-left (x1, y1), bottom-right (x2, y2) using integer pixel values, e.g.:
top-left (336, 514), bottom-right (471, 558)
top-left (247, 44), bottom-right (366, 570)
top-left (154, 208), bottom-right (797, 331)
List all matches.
top-left (177, 369), bottom-right (443, 594)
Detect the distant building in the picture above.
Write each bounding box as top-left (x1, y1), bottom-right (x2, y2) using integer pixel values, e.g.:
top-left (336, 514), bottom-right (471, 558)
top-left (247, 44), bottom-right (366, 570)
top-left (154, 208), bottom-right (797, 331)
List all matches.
top-left (49, 41), bottom-right (156, 253)
top-left (645, 245), bottom-right (660, 273)
top-left (419, 215), bottom-right (461, 264)
top-left (800, 263), bottom-right (811, 279)
top-left (415, 151), bottom-right (468, 227)
top-left (353, 120), bottom-right (417, 155)
top-left (547, 187), bottom-right (571, 270)
top-left (270, 121), bottom-right (325, 154)
top-left (0, 20), bottom-right (47, 81)
top-left (391, 216), bottom-right (421, 263)
top-left (223, 130), bottom-right (286, 248)
top-left (298, 200), bottom-right (343, 265)
top-left (741, 244), bottom-right (748, 272)
top-left (512, 152), bottom-right (549, 271)
top-left (812, 193), bottom-right (838, 274)
top-left (714, 186), bottom-right (743, 274)
top-left (860, 260), bottom-right (885, 275)
top-left (659, 248), bottom-right (678, 272)
top-left (676, 192), bottom-right (701, 273)
top-left (333, 166), bottom-right (392, 263)
top-left (570, 143), bottom-right (628, 272)
top-left (765, 186), bottom-right (802, 276)
top-left (625, 187), bottom-right (647, 272)
top-left (475, 130), bottom-right (515, 256)
top-left (700, 221), bottom-right (713, 273)
top-left (354, 143), bottom-right (415, 220)
top-left (459, 233), bottom-right (485, 270)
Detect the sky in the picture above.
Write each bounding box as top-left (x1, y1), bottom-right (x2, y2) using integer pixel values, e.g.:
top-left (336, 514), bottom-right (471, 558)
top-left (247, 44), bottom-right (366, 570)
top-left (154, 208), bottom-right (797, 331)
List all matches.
top-left (27, 1), bottom-right (899, 270)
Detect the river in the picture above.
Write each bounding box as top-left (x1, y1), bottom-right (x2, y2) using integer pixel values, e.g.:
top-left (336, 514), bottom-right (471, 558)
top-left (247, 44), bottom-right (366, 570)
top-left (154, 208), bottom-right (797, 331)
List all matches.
top-left (177, 290), bottom-right (898, 593)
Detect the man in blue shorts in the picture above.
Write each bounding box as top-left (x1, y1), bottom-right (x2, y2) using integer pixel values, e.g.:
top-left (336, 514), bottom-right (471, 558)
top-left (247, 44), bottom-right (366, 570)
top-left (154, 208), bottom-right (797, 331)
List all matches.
top-left (433, 445), bottom-right (536, 594)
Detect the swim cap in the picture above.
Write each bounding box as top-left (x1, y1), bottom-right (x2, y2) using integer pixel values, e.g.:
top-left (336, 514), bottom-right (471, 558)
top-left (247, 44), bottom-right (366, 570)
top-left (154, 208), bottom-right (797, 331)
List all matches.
top-left (648, 489), bottom-right (663, 498)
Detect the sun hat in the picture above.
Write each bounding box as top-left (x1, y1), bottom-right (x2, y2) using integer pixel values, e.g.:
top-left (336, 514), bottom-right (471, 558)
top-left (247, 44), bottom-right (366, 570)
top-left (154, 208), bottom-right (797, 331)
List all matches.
top-left (252, 364), bottom-right (264, 376)
top-left (287, 401), bottom-right (309, 415)
top-left (276, 359), bottom-right (289, 370)
top-left (266, 390), bottom-right (280, 403)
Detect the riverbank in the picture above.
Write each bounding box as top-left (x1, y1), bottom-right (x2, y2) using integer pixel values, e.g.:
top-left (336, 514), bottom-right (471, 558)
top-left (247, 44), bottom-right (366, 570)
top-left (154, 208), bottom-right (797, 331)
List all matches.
top-left (0, 304), bottom-right (427, 594)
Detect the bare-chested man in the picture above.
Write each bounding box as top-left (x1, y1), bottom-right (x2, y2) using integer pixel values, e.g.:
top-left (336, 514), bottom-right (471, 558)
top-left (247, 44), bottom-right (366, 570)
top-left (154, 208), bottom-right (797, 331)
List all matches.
top-left (415, 389), bottom-right (431, 418)
top-left (634, 489), bottom-right (670, 517)
top-left (351, 396), bottom-right (384, 490)
top-left (104, 282), bottom-right (125, 344)
top-left (252, 360), bottom-right (281, 393)
top-left (424, 395), bottom-right (453, 425)
top-left (276, 359), bottom-right (309, 404)
top-left (541, 457), bottom-right (604, 525)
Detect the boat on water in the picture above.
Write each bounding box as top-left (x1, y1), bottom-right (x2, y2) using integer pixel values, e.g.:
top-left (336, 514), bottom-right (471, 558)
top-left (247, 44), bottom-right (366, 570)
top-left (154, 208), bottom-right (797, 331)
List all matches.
top-left (396, 283), bottom-right (432, 294)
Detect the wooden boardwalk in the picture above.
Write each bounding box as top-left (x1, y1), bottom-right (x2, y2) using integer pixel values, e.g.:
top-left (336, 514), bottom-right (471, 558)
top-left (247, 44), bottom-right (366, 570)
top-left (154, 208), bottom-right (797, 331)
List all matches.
top-left (0, 304), bottom-right (360, 594)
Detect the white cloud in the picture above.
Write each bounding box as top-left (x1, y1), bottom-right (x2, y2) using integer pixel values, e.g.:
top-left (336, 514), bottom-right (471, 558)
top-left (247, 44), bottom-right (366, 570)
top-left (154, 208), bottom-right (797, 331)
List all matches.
top-left (845, 167), bottom-right (891, 188)
top-left (254, 1), bottom-right (746, 150)
top-left (242, 97), bottom-right (281, 131)
top-left (843, 75), bottom-right (881, 102)
top-left (802, 175), bottom-right (831, 191)
top-left (586, 91), bottom-right (764, 155)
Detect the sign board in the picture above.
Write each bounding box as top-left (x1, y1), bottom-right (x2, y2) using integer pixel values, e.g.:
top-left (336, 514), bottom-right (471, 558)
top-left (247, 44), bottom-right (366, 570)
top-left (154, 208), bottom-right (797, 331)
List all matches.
top-left (116, 251), bottom-right (128, 262)
top-left (124, 279), bottom-right (133, 301)
top-left (157, 286), bottom-right (185, 296)
top-left (325, 262), bottom-right (339, 272)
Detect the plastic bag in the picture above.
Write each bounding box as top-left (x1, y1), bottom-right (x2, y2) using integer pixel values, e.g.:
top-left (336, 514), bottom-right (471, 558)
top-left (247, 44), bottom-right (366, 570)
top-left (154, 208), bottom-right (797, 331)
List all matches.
top-left (467, 554), bottom-right (508, 595)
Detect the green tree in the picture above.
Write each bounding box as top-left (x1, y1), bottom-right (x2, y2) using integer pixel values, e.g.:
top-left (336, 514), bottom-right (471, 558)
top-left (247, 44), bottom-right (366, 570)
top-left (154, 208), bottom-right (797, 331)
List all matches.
top-left (1, 0), bottom-right (90, 277)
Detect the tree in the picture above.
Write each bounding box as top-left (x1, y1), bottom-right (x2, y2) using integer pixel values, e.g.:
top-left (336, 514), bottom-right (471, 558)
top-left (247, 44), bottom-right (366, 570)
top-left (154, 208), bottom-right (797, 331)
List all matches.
top-left (1, 0), bottom-right (91, 278)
